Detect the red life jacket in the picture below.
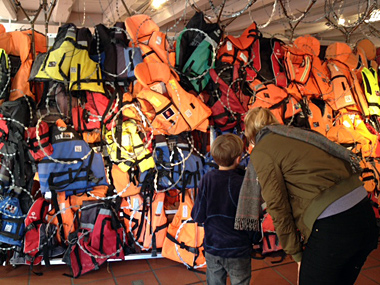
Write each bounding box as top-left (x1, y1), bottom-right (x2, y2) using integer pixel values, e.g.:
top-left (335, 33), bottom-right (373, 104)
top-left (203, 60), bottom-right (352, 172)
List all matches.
top-left (208, 67), bottom-right (247, 131)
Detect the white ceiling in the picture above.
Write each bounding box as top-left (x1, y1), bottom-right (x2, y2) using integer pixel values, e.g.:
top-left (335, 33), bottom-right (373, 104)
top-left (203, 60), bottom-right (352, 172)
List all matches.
top-left (0, 0), bottom-right (380, 47)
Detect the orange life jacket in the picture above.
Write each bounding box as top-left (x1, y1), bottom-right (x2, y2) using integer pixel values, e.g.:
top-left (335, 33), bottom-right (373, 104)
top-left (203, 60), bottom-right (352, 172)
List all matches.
top-left (293, 35), bottom-right (332, 99)
top-left (161, 190), bottom-right (206, 269)
top-left (0, 30), bottom-right (46, 102)
top-left (360, 158), bottom-right (380, 192)
top-left (111, 163), bottom-right (141, 198)
top-left (125, 15), bottom-right (175, 66)
top-left (303, 98), bottom-right (333, 136)
top-left (325, 42), bottom-right (370, 117)
top-left (69, 185), bottom-right (108, 212)
top-left (134, 62), bottom-right (211, 133)
top-left (327, 110), bottom-right (379, 157)
top-left (217, 22), bottom-right (261, 80)
top-left (47, 191), bottom-right (75, 244)
top-left (122, 194), bottom-right (146, 244)
top-left (248, 79), bottom-right (291, 124)
top-left (282, 44), bottom-right (312, 85)
top-left (142, 192), bottom-right (168, 252)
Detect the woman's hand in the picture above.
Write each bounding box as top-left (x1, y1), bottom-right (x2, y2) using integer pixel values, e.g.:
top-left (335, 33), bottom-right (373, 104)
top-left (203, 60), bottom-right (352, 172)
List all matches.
top-left (297, 262), bottom-right (301, 285)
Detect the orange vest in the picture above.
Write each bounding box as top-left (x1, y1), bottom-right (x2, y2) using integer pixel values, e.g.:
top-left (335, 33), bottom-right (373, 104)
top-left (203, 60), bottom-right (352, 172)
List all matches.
top-left (161, 191), bottom-right (206, 269)
top-left (125, 15), bottom-right (175, 66)
top-left (0, 30), bottom-right (46, 102)
top-left (134, 62), bottom-right (211, 134)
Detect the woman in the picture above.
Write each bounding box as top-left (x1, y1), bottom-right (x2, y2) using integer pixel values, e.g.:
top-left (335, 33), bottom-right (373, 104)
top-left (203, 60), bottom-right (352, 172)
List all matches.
top-left (235, 107), bottom-right (378, 284)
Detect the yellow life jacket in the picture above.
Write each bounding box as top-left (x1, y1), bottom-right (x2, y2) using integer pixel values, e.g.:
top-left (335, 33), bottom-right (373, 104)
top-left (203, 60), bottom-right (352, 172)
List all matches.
top-left (134, 62), bottom-right (211, 133)
top-left (32, 25), bottom-right (104, 94)
top-left (105, 119), bottom-right (155, 173)
top-left (69, 27), bottom-right (104, 93)
top-left (33, 24), bottom-right (77, 82)
top-left (361, 67), bottom-right (380, 115)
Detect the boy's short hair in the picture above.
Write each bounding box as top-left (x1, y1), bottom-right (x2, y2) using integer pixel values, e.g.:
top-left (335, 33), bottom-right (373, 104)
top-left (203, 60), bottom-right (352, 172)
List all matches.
top-left (211, 133), bottom-right (244, 167)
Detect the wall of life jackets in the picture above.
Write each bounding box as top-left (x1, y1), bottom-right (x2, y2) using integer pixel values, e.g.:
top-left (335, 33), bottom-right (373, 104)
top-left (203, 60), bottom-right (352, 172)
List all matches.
top-left (0, 10), bottom-right (379, 277)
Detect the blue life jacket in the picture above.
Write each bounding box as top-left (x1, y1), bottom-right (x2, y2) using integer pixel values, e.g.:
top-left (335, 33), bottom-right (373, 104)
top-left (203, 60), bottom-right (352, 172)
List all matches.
top-left (154, 136), bottom-right (203, 191)
top-left (38, 125), bottom-right (108, 197)
top-left (0, 193), bottom-right (25, 246)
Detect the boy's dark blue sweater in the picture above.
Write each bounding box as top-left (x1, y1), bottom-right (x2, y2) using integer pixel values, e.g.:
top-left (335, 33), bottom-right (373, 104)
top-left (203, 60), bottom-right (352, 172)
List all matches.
top-left (191, 168), bottom-right (252, 258)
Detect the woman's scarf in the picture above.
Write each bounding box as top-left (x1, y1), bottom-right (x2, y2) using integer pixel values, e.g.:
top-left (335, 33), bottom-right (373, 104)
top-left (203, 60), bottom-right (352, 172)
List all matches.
top-left (234, 124), bottom-right (362, 231)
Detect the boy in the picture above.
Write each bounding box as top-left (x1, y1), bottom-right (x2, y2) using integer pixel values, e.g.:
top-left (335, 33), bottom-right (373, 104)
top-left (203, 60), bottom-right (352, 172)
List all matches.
top-left (191, 133), bottom-right (252, 285)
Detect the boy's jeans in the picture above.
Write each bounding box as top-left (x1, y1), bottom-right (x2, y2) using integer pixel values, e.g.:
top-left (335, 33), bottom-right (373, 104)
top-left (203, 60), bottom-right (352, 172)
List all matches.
top-left (205, 252), bottom-right (251, 285)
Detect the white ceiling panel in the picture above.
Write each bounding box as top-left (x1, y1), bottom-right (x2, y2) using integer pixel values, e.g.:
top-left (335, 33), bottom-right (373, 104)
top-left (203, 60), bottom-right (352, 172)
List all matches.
top-left (0, 0), bottom-right (380, 46)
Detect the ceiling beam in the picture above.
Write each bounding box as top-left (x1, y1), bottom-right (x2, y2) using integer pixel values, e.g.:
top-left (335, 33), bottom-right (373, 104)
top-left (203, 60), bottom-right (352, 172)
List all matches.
top-left (0, 0), bottom-right (17, 21)
top-left (52, 0), bottom-right (75, 23)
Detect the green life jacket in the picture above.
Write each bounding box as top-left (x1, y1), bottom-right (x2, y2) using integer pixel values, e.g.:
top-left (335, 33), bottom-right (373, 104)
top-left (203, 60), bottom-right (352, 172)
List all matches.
top-left (361, 67), bottom-right (380, 115)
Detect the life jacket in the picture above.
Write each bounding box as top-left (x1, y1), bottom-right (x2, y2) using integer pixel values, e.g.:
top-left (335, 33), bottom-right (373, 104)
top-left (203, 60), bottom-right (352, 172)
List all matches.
top-left (71, 91), bottom-right (112, 138)
top-left (31, 25), bottom-right (104, 94)
top-left (261, 212), bottom-right (283, 255)
top-left (217, 21), bottom-right (261, 80)
top-left (161, 190), bottom-right (206, 269)
top-left (46, 190), bottom-right (75, 244)
top-left (38, 124), bottom-right (108, 197)
top-left (64, 201), bottom-right (126, 278)
top-left (283, 44), bottom-right (312, 85)
top-left (304, 98), bottom-right (333, 136)
top-left (175, 11), bottom-right (222, 92)
top-left (122, 194), bottom-right (146, 245)
top-left (0, 29), bottom-right (46, 101)
top-left (360, 158), bottom-right (380, 193)
top-left (111, 164), bottom-right (141, 198)
top-left (356, 38), bottom-right (378, 70)
top-left (325, 42), bottom-right (370, 117)
top-left (125, 15), bottom-right (176, 66)
top-left (23, 197), bottom-right (64, 266)
top-left (121, 92), bottom-right (156, 129)
top-left (0, 48), bottom-right (10, 101)
top-left (0, 96), bottom-right (36, 191)
top-left (114, 22), bottom-right (143, 83)
top-left (256, 37), bottom-right (287, 87)
top-left (0, 191), bottom-right (25, 247)
top-left (327, 112), bottom-right (379, 158)
top-left (35, 82), bottom-right (69, 124)
top-left (361, 67), bottom-right (380, 116)
top-left (90, 24), bottom-right (117, 82)
top-left (142, 192), bottom-right (167, 252)
top-left (154, 135), bottom-right (203, 191)
top-left (105, 119), bottom-right (155, 173)
top-left (293, 35), bottom-right (332, 99)
top-left (31, 24), bottom-right (77, 82)
top-left (208, 67), bottom-right (248, 131)
top-left (69, 27), bottom-right (104, 94)
top-left (25, 120), bottom-right (53, 161)
top-left (134, 62), bottom-right (211, 133)
top-left (247, 79), bottom-right (290, 124)
top-left (69, 185), bottom-right (108, 211)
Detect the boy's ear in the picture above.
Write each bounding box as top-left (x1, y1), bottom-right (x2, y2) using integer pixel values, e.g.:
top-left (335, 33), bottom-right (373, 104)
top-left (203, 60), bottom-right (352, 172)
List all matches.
top-left (235, 156), bottom-right (241, 165)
